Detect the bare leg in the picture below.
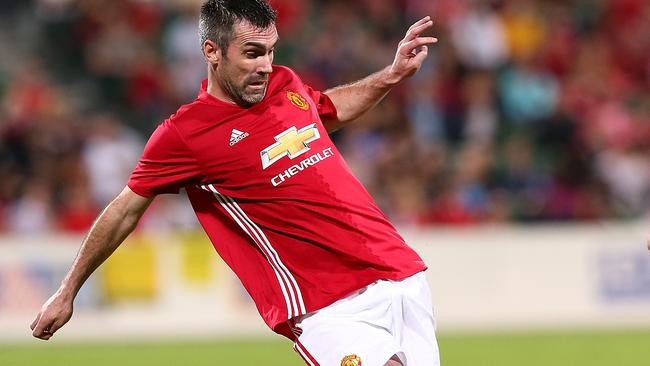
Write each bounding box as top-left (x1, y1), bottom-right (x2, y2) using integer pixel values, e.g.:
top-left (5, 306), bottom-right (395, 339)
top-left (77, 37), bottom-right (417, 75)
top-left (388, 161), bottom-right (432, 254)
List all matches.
top-left (384, 355), bottom-right (404, 366)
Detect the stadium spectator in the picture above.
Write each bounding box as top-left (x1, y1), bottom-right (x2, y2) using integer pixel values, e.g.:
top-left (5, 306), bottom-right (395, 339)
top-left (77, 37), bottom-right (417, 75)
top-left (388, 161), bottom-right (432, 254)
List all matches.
top-left (0, 0), bottom-right (648, 233)
top-left (81, 113), bottom-right (143, 207)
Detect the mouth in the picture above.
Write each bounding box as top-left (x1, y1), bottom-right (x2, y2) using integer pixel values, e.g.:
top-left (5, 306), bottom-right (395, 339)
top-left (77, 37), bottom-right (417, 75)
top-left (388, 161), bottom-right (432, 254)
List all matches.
top-left (247, 80), bottom-right (267, 90)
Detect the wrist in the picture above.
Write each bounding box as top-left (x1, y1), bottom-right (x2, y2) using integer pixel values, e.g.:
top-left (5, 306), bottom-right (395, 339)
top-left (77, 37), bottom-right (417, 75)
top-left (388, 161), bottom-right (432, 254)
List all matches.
top-left (57, 282), bottom-right (78, 301)
top-left (382, 66), bottom-right (403, 87)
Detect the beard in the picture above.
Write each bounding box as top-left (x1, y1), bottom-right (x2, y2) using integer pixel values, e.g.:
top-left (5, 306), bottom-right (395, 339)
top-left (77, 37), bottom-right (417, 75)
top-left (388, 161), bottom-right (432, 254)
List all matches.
top-left (217, 63), bottom-right (268, 107)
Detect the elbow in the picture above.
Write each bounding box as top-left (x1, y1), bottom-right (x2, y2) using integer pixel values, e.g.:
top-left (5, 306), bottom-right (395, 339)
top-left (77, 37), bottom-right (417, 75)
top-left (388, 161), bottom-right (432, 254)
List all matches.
top-left (334, 107), bottom-right (362, 124)
top-left (104, 196), bottom-right (150, 236)
top-left (324, 111), bottom-right (359, 133)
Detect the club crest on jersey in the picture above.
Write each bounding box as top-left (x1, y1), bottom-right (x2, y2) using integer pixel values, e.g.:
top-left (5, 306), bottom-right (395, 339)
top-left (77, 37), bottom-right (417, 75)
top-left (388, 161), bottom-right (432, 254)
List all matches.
top-left (341, 354), bottom-right (362, 366)
top-left (261, 124), bottom-right (320, 169)
top-left (287, 91), bottom-right (310, 111)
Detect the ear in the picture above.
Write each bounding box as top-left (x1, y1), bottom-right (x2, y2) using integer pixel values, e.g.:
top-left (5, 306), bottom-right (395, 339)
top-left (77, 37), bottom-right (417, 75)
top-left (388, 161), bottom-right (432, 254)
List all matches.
top-left (203, 40), bottom-right (222, 65)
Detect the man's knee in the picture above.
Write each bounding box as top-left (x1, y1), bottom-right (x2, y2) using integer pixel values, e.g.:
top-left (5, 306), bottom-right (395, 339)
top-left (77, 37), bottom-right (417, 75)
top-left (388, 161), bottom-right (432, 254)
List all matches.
top-left (384, 355), bottom-right (404, 366)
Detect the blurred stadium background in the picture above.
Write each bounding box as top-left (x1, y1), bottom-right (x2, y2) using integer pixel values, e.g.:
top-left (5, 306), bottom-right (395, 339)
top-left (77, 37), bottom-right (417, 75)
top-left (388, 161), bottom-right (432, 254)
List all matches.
top-left (0, 0), bottom-right (649, 365)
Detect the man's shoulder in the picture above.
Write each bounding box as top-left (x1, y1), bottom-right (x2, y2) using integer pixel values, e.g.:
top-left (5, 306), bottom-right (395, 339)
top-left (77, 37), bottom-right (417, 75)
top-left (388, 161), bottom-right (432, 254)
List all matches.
top-left (269, 65), bottom-right (310, 98)
top-left (271, 65), bottom-right (301, 83)
top-left (272, 64), bottom-right (295, 75)
top-left (162, 98), bottom-right (219, 129)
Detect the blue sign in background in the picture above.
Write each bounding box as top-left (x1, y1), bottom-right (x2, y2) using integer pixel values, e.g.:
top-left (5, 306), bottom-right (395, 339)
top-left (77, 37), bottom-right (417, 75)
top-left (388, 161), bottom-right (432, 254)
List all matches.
top-left (598, 248), bottom-right (650, 302)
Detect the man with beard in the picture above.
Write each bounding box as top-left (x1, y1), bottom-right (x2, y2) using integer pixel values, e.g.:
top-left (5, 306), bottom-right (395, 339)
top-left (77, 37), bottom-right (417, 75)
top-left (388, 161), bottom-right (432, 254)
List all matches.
top-left (31, 1), bottom-right (439, 365)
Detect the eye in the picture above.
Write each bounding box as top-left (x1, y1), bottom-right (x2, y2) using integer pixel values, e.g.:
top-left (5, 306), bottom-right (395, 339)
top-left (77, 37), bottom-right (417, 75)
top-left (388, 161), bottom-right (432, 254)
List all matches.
top-left (244, 48), bottom-right (273, 59)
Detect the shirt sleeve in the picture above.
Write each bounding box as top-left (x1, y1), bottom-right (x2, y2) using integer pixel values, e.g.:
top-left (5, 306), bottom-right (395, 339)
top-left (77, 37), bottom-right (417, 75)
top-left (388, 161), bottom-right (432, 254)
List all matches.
top-left (128, 120), bottom-right (202, 197)
top-left (303, 84), bottom-right (339, 123)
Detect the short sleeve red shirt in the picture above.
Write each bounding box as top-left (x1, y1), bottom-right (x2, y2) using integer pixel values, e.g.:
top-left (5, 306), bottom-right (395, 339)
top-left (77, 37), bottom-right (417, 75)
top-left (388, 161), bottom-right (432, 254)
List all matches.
top-left (128, 65), bottom-right (426, 339)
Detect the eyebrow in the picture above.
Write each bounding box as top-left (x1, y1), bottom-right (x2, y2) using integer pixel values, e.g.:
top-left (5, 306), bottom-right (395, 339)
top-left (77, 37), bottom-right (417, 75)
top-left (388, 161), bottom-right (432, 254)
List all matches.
top-left (243, 39), bottom-right (279, 50)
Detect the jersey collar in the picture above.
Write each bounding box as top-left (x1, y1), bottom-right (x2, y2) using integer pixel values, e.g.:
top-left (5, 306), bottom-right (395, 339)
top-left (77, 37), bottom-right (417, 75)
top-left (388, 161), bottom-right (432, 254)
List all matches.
top-left (197, 79), bottom-right (238, 107)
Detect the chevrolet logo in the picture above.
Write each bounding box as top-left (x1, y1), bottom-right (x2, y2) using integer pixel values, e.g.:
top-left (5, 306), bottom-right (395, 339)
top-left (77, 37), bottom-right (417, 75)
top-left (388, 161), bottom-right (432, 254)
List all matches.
top-left (261, 124), bottom-right (320, 169)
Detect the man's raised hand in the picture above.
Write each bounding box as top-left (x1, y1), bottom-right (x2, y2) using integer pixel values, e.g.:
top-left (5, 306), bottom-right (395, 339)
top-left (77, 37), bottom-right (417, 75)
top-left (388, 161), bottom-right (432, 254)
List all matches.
top-left (389, 16), bottom-right (438, 83)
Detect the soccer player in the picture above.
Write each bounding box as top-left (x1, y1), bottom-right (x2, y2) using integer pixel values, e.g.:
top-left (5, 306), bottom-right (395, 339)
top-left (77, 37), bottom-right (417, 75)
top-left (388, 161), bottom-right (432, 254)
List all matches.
top-left (31, 1), bottom-right (439, 365)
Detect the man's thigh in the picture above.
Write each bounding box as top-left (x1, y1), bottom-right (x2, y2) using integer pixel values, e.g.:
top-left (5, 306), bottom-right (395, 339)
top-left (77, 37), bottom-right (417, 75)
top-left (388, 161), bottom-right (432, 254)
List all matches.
top-left (293, 279), bottom-right (403, 366)
top-left (294, 317), bottom-right (402, 366)
top-left (399, 272), bottom-right (440, 365)
top-left (385, 355), bottom-right (405, 365)
top-left (291, 273), bottom-right (439, 366)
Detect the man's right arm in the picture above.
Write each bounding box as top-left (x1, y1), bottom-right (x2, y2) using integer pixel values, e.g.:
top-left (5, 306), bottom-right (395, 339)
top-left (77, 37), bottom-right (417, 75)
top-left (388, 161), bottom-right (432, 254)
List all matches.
top-left (30, 186), bottom-right (154, 340)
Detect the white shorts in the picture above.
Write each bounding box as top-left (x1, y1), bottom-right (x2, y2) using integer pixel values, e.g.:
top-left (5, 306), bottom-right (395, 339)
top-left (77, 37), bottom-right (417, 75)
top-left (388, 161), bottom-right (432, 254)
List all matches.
top-left (291, 271), bottom-right (440, 366)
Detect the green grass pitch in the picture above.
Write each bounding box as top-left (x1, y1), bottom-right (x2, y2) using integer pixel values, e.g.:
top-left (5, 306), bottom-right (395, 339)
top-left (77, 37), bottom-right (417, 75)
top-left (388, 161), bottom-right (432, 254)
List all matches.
top-left (1, 330), bottom-right (649, 366)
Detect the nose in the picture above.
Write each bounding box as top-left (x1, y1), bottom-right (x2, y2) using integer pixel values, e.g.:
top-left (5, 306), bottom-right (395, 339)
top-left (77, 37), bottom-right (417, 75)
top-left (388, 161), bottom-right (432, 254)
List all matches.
top-left (258, 54), bottom-right (273, 75)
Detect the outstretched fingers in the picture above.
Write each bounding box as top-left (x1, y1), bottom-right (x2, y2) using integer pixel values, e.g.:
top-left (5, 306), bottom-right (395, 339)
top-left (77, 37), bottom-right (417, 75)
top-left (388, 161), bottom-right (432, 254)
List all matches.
top-left (407, 16), bottom-right (431, 34)
top-left (399, 37), bottom-right (438, 56)
top-left (390, 16), bottom-right (438, 80)
top-left (402, 17), bottom-right (434, 44)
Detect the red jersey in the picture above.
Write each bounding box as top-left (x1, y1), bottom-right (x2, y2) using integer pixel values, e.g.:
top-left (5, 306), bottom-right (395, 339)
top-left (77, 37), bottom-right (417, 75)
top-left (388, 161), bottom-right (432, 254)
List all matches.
top-left (128, 66), bottom-right (426, 338)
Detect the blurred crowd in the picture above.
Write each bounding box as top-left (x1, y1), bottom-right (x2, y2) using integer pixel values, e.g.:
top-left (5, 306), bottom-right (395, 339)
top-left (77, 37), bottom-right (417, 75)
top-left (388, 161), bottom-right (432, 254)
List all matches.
top-left (0, 0), bottom-right (649, 234)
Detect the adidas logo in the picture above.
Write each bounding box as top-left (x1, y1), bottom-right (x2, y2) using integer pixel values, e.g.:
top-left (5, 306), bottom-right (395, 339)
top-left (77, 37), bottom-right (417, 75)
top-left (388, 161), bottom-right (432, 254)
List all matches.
top-left (229, 129), bottom-right (250, 146)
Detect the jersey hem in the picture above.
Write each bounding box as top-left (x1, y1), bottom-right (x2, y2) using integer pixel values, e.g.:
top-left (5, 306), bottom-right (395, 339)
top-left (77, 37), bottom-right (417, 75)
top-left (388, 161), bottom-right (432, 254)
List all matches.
top-left (127, 182), bottom-right (156, 198)
top-left (272, 266), bottom-right (428, 339)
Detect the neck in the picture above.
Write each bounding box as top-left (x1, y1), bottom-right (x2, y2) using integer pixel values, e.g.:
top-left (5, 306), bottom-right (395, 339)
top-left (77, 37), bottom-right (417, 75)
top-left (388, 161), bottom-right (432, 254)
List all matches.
top-left (206, 67), bottom-right (236, 105)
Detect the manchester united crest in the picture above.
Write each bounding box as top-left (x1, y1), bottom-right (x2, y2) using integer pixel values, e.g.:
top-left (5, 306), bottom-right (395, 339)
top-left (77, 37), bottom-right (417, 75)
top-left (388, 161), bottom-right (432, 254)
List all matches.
top-left (287, 91), bottom-right (310, 111)
top-left (341, 354), bottom-right (362, 366)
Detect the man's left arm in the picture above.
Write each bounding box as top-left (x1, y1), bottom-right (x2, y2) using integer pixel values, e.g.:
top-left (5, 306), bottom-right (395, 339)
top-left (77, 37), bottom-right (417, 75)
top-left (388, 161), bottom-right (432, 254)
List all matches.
top-left (323, 16), bottom-right (437, 133)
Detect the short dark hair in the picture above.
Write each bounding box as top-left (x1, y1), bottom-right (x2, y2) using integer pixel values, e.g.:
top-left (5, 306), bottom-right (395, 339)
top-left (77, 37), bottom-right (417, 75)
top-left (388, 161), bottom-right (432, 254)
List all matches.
top-left (199, 0), bottom-right (277, 52)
